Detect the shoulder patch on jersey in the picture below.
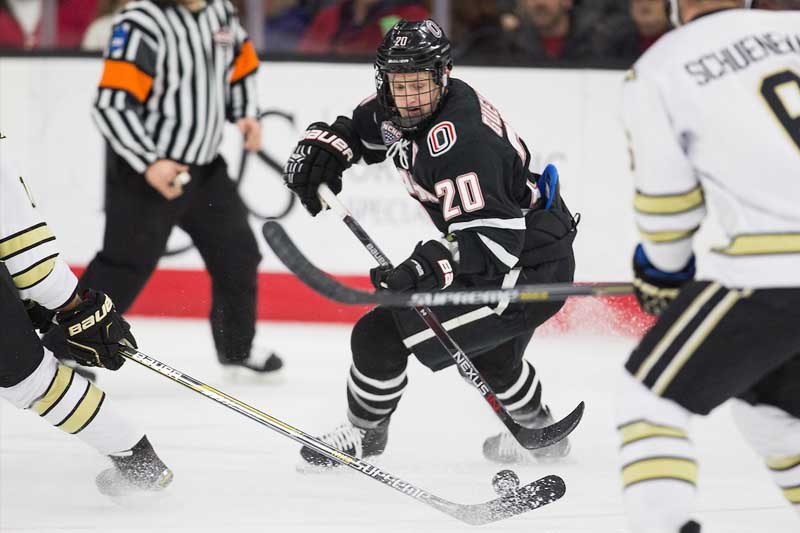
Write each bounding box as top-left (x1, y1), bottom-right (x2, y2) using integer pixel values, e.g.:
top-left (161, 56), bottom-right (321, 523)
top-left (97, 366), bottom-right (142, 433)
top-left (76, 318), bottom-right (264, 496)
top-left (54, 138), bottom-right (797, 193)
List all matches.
top-left (381, 121), bottom-right (403, 146)
top-left (109, 24), bottom-right (129, 53)
top-left (427, 121), bottom-right (457, 157)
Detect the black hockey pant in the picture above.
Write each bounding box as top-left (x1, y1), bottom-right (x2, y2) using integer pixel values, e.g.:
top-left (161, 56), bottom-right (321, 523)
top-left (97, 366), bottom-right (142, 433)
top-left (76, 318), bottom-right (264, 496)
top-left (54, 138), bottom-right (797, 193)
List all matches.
top-left (626, 281), bottom-right (800, 418)
top-left (346, 255), bottom-right (574, 427)
top-left (79, 151), bottom-right (261, 363)
top-left (0, 262), bottom-right (44, 387)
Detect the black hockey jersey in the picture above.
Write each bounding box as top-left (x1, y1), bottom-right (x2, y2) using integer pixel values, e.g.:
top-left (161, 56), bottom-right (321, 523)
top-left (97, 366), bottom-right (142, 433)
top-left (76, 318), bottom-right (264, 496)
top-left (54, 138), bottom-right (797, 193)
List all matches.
top-left (351, 78), bottom-right (576, 283)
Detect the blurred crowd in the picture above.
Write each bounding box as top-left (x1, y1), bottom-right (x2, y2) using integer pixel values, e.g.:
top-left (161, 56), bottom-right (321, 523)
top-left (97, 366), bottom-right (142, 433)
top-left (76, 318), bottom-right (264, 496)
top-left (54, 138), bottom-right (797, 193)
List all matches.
top-left (0, 0), bottom-right (750, 64)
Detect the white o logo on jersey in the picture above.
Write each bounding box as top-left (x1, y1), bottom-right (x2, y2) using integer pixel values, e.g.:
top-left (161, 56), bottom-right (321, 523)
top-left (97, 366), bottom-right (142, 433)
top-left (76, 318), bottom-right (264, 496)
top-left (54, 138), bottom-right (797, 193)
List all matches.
top-left (427, 121), bottom-right (457, 157)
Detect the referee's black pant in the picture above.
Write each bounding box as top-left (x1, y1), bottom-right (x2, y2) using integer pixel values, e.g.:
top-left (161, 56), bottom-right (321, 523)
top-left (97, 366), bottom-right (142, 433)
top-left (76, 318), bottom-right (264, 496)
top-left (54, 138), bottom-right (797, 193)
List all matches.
top-left (80, 150), bottom-right (261, 363)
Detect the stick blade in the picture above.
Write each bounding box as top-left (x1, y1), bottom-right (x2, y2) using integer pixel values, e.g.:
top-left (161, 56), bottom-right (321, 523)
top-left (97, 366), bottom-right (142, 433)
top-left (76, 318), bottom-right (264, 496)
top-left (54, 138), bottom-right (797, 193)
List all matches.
top-left (457, 474), bottom-right (566, 526)
top-left (514, 401), bottom-right (585, 449)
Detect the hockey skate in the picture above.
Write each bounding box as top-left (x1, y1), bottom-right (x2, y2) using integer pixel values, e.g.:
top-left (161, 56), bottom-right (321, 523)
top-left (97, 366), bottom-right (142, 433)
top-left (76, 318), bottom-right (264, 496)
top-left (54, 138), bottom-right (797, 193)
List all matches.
top-left (482, 405), bottom-right (571, 464)
top-left (680, 520), bottom-right (701, 533)
top-left (96, 436), bottom-right (173, 498)
top-left (220, 348), bottom-right (284, 382)
top-left (299, 419), bottom-right (390, 471)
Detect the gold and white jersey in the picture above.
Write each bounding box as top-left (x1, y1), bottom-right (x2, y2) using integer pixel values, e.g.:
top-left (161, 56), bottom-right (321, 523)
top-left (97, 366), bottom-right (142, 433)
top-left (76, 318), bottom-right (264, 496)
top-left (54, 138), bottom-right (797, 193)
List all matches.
top-left (0, 133), bottom-right (78, 308)
top-left (623, 8), bottom-right (800, 288)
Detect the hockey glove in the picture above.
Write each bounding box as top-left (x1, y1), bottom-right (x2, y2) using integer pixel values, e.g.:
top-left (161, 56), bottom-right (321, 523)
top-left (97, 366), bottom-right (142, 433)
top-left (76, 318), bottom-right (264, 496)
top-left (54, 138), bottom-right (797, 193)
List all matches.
top-left (632, 244), bottom-right (695, 316)
top-left (283, 116), bottom-right (361, 216)
top-left (370, 240), bottom-right (457, 292)
top-left (50, 290), bottom-right (137, 370)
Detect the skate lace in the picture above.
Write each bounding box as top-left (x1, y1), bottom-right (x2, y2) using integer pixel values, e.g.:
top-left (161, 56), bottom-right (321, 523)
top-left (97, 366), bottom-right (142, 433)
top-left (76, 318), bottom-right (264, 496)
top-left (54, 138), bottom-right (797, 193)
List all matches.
top-left (321, 424), bottom-right (365, 455)
top-left (386, 139), bottom-right (411, 170)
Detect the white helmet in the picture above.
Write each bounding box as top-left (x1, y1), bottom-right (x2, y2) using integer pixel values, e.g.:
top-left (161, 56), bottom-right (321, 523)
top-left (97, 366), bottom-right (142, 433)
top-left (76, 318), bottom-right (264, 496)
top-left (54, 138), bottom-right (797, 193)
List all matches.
top-left (667, 0), bottom-right (753, 27)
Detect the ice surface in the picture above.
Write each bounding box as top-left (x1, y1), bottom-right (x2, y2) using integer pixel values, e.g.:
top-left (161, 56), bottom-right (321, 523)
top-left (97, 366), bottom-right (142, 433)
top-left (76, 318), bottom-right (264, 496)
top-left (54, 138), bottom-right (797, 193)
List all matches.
top-left (1, 319), bottom-right (796, 532)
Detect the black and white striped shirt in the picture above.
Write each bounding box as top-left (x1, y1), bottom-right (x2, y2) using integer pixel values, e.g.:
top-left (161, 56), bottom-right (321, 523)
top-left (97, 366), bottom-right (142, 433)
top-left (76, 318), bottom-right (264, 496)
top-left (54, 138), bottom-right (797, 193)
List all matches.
top-left (93, 0), bottom-right (259, 173)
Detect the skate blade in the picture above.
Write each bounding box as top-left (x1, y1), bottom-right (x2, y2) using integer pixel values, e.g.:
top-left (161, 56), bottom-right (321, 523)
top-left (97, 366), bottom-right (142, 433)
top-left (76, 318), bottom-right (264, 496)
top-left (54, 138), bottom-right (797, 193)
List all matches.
top-left (102, 485), bottom-right (172, 508)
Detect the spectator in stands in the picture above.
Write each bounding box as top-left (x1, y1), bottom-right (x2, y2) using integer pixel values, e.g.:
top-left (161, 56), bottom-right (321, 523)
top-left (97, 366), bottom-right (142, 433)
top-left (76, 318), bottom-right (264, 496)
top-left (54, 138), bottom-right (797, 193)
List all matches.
top-left (0, 0), bottom-right (97, 49)
top-left (263, 0), bottom-right (315, 52)
top-left (755, 0), bottom-right (800, 7)
top-left (299, 0), bottom-right (429, 56)
top-left (597, 0), bottom-right (669, 62)
top-left (449, 2), bottom-right (505, 61)
top-left (496, 0), bottom-right (597, 62)
top-left (82, 0), bottom-right (127, 50)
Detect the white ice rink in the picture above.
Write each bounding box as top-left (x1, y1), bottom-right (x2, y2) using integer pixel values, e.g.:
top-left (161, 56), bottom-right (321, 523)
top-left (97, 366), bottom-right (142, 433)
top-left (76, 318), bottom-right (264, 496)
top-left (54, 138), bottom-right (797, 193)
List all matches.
top-left (1, 318), bottom-right (797, 533)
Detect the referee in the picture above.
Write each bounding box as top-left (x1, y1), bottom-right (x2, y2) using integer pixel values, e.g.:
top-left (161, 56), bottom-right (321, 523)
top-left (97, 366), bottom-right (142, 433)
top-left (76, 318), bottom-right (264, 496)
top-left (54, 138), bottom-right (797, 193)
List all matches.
top-left (80, 0), bottom-right (282, 376)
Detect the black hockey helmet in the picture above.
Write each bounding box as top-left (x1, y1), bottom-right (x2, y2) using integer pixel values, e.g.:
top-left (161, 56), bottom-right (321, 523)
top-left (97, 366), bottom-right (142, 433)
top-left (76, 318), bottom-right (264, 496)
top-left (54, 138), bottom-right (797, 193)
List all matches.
top-left (375, 19), bottom-right (453, 134)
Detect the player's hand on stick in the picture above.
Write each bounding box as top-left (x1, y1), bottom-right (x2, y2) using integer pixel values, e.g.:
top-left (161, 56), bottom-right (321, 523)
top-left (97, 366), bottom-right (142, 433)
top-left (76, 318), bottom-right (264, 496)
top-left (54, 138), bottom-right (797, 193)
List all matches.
top-left (50, 290), bottom-right (137, 370)
top-left (283, 117), bottom-right (360, 216)
top-left (370, 240), bottom-right (457, 292)
top-left (632, 244), bottom-right (695, 316)
top-left (145, 159), bottom-right (189, 200)
top-left (237, 117), bottom-right (262, 152)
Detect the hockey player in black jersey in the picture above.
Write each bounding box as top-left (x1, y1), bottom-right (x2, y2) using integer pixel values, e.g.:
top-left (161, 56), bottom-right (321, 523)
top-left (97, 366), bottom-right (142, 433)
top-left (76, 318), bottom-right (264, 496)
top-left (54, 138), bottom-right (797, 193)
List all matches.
top-left (284, 19), bottom-right (579, 467)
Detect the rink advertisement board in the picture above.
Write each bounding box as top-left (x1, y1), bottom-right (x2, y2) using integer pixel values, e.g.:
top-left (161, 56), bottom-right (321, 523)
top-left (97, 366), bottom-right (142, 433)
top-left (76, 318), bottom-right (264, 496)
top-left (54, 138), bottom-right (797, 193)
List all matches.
top-left (0, 57), bottom-right (666, 333)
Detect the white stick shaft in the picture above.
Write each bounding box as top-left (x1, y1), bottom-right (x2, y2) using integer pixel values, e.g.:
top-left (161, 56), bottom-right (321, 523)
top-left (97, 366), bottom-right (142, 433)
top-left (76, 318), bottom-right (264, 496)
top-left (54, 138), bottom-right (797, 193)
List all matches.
top-left (317, 183), bottom-right (349, 219)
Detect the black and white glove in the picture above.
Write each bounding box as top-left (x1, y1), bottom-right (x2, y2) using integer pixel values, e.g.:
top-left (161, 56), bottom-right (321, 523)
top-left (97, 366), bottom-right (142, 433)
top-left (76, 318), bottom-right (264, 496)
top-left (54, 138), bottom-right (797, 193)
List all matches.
top-left (632, 244), bottom-right (695, 316)
top-left (48, 290), bottom-right (137, 370)
top-left (370, 240), bottom-right (457, 292)
top-left (283, 116), bottom-right (360, 216)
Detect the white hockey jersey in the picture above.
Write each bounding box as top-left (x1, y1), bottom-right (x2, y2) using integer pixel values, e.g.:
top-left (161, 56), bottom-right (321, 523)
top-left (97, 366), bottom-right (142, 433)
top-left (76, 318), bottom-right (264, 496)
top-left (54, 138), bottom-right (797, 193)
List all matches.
top-left (623, 8), bottom-right (800, 288)
top-left (0, 133), bottom-right (78, 308)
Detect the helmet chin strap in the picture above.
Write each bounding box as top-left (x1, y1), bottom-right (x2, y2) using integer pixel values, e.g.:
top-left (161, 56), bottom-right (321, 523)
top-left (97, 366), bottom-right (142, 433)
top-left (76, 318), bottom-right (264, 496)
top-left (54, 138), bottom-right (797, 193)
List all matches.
top-left (669, 0), bottom-right (753, 27)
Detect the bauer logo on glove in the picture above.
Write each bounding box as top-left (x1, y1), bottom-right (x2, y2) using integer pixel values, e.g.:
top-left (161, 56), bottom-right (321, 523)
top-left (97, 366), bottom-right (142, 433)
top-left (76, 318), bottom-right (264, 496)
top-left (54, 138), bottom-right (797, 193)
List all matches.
top-left (50, 289), bottom-right (138, 370)
top-left (65, 294), bottom-right (113, 337)
top-left (302, 128), bottom-right (356, 163)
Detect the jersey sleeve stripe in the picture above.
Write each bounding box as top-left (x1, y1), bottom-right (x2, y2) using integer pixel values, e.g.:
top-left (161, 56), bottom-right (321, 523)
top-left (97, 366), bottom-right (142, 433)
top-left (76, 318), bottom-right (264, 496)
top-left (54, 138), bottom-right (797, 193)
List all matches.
top-left (11, 254), bottom-right (58, 290)
top-left (478, 234), bottom-right (519, 269)
top-left (231, 40), bottom-right (259, 84)
top-left (361, 139), bottom-right (387, 151)
top-left (767, 454), bottom-right (800, 471)
top-left (712, 233), bottom-right (800, 256)
top-left (634, 186), bottom-right (705, 215)
top-left (784, 486), bottom-right (800, 503)
top-left (0, 223), bottom-right (54, 260)
top-left (448, 217), bottom-right (526, 233)
top-left (98, 59), bottom-right (154, 103)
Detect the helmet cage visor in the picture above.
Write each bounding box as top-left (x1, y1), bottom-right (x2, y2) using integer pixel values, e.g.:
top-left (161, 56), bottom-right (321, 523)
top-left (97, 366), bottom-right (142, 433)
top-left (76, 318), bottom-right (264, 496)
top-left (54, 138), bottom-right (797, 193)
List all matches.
top-left (376, 63), bottom-right (448, 132)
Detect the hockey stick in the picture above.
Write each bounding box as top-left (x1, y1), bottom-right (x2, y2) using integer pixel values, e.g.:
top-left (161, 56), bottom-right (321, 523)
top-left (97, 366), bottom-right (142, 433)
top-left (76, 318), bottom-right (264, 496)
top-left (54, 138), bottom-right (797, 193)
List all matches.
top-left (310, 183), bottom-right (584, 450)
top-left (263, 219), bottom-right (630, 307)
top-left (119, 346), bottom-right (566, 525)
